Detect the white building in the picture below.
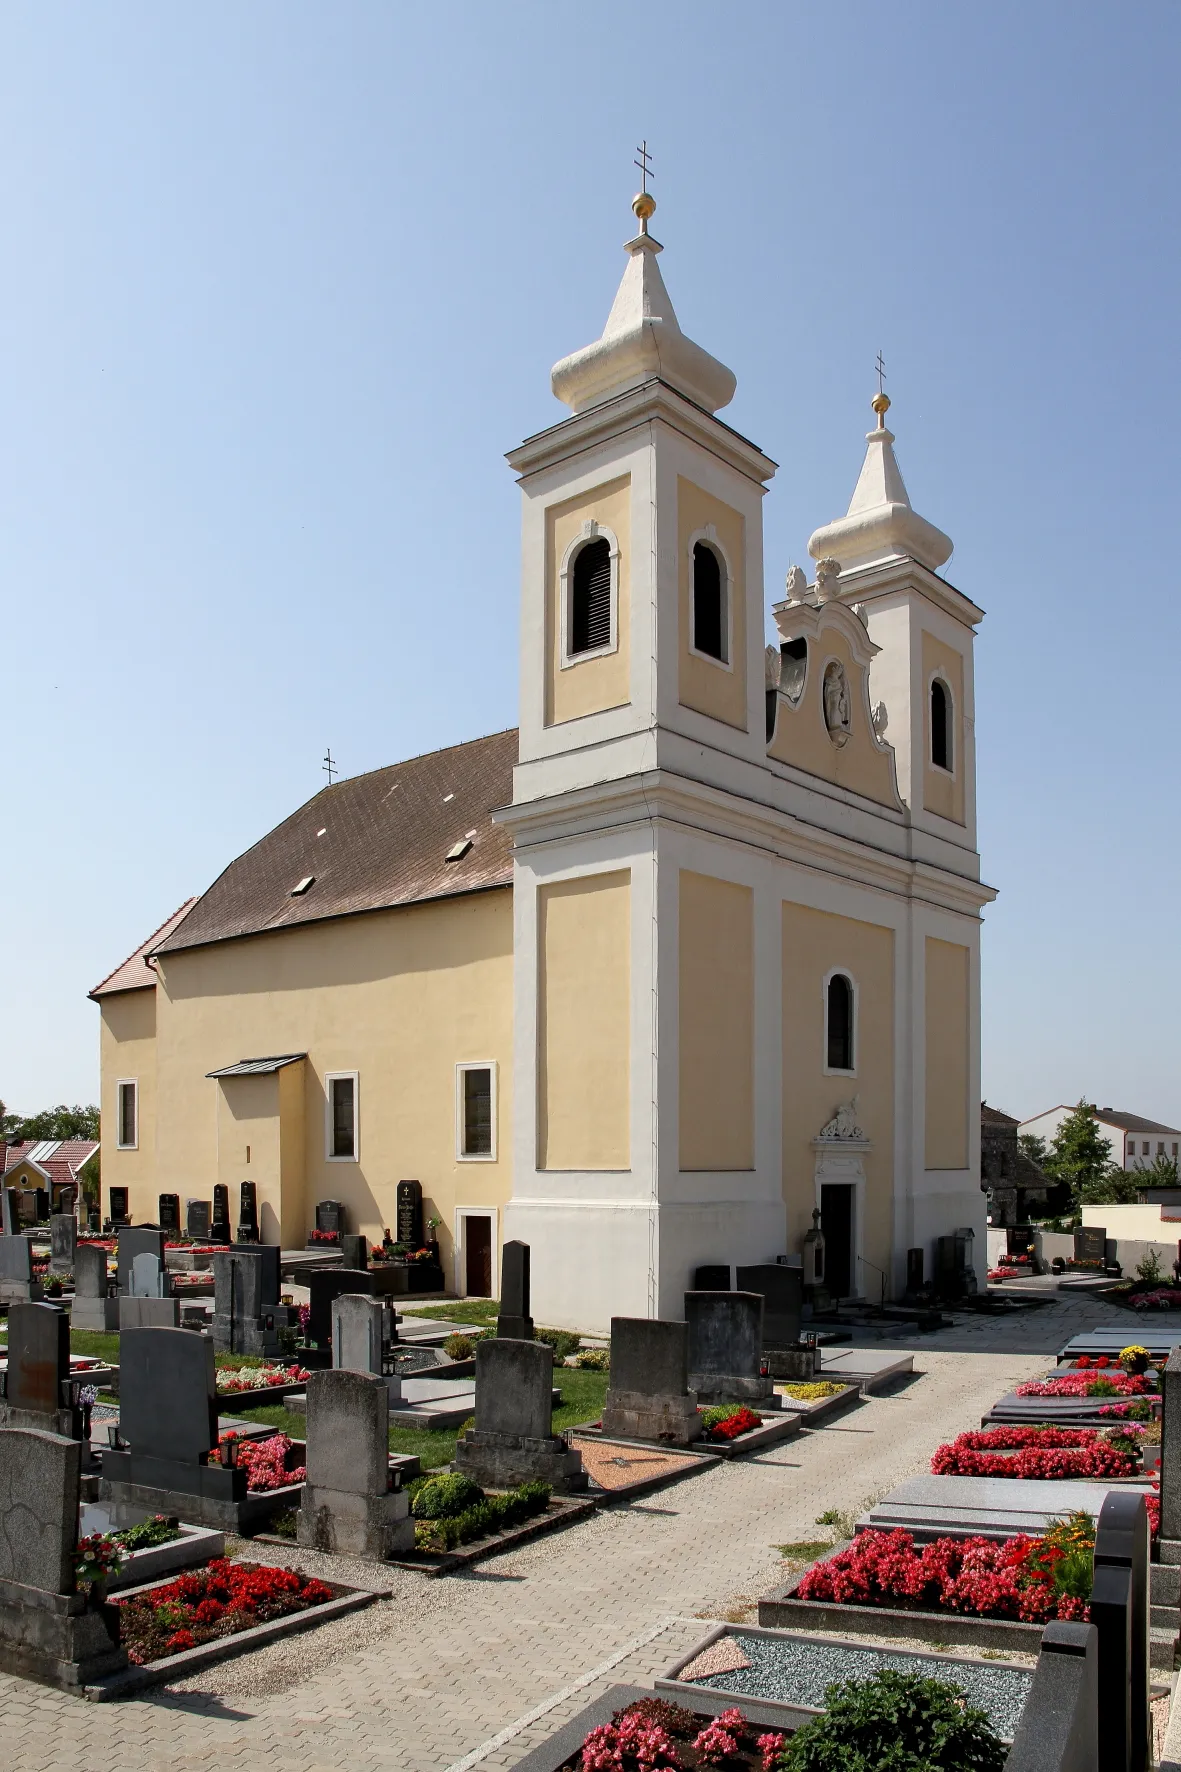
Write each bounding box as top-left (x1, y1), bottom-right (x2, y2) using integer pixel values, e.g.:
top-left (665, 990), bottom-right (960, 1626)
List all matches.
top-left (1019, 1105), bottom-right (1181, 1172)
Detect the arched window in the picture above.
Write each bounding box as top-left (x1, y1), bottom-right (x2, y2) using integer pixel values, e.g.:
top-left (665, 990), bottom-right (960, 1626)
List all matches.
top-left (569, 537), bottom-right (613, 656)
top-left (691, 541), bottom-right (727, 663)
top-left (931, 677), bottom-right (952, 771)
top-left (826, 973), bottom-right (854, 1072)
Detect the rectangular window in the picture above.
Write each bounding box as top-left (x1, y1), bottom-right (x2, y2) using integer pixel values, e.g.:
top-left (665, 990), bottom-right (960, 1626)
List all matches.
top-left (1144, 1142), bottom-right (1151, 1156)
top-left (116, 1080), bottom-right (138, 1150)
top-left (1159, 1142), bottom-right (1166, 1156)
top-left (325, 1073), bottom-right (358, 1161)
top-left (457, 1063), bottom-right (496, 1160)
top-left (1173, 1144), bottom-right (1178, 1158)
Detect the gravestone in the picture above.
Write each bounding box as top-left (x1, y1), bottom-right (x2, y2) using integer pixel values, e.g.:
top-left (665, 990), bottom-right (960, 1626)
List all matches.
top-left (0, 1428), bottom-right (126, 1688)
top-left (685, 1290), bottom-right (775, 1405)
top-left (49, 1214), bottom-right (76, 1275)
top-left (340, 1233), bottom-right (368, 1270)
top-left (1004, 1620), bottom-right (1097, 1772)
top-left (116, 1227), bottom-right (165, 1295)
top-left (601, 1317), bottom-right (701, 1446)
top-left (158, 1193), bottom-right (181, 1235)
top-left (212, 1245), bottom-right (293, 1355)
top-left (1161, 1348), bottom-right (1181, 1542)
top-left (1075, 1225), bottom-right (1107, 1265)
top-left (1, 1187), bottom-right (18, 1235)
top-left (332, 1294), bottom-right (401, 1400)
top-left (86, 1205), bottom-right (100, 1233)
top-left (0, 1301), bottom-right (77, 1436)
top-left (694, 1264), bottom-right (731, 1291)
top-left (307, 1267), bottom-right (375, 1349)
top-left (396, 1179), bottom-right (423, 1248)
top-left (70, 1242), bottom-right (118, 1331)
top-left (118, 1294), bottom-right (181, 1330)
top-left (497, 1239), bottom-right (534, 1341)
top-left (236, 1180), bottom-right (259, 1242)
top-left (905, 1247), bottom-right (925, 1296)
top-left (0, 1233), bottom-right (41, 1303)
top-left (109, 1186), bottom-right (130, 1226)
top-left (735, 1263), bottom-right (802, 1349)
top-left (129, 1251), bottom-right (168, 1297)
top-left (455, 1338), bottom-right (587, 1492)
top-left (1091, 1489), bottom-right (1150, 1772)
top-left (297, 1369), bottom-right (413, 1558)
top-left (801, 1207), bottom-right (828, 1312)
top-left (210, 1183), bottom-right (231, 1243)
top-left (316, 1199), bottom-right (345, 1237)
top-left (186, 1198), bottom-right (211, 1240)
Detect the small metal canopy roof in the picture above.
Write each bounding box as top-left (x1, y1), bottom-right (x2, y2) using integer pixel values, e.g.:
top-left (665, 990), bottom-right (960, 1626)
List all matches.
top-left (205, 1053), bottom-right (307, 1079)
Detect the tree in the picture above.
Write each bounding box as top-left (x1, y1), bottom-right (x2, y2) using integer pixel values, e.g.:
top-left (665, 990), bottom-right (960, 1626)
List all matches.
top-left (1128, 1152), bottom-right (1180, 1188)
top-left (0, 1103), bottom-right (100, 1142)
top-left (1043, 1100), bottom-right (1122, 1209)
top-left (1018, 1133), bottom-right (1049, 1169)
top-left (1077, 1168), bottom-right (1143, 1206)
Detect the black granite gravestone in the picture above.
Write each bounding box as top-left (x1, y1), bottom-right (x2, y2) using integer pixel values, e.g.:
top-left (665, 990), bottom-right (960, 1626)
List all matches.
top-left (33, 1188), bottom-right (49, 1223)
top-left (4, 1300), bottom-right (70, 1417)
top-left (236, 1180), bottom-right (260, 1243)
top-left (694, 1264), bottom-right (731, 1291)
top-left (158, 1194), bottom-right (181, 1234)
top-left (735, 1264), bottom-right (802, 1349)
top-left (340, 1233), bottom-right (368, 1270)
top-left (1, 1188), bottom-right (18, 1235)
top-left (1074, 1225), bottom-right (1107, 1264)
top-left (116, 1228), bottom-right (166, 1295)
top-left (211, 1183), bottom-right (231, 1243)
top-left (118, 1326), bottom-right (219, 1466)
top-left (186, 1198), bottom-right (211, 1240)
top-left (308, 1268), bottom-right (376, 1349)
top-left (109, 1186), bottom-right (130, 1227)
top-left (497, 1240), bottom-right (533, 1340)
top-left (905, 1247), bottom-right (925, 1295)
top-left (316, 1199), bottom-right (345, 1236)
top-left (1091, 1489), bottom-right (1149, 1772)
top-left (396, 1180), bottom-right (423, 1247)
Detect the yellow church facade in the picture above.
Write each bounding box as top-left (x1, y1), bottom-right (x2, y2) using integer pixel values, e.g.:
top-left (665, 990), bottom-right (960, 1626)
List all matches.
top-left (92, 188), bottom-right (992, 1332)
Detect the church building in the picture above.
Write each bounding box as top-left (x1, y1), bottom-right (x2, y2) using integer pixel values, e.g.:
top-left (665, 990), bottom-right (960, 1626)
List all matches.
top-left (91, 185), bottom-right (993, 1333)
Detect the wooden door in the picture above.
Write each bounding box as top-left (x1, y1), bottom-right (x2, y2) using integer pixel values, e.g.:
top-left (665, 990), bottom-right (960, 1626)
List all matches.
top-left (465, 1216), bottom-right (493, 1297)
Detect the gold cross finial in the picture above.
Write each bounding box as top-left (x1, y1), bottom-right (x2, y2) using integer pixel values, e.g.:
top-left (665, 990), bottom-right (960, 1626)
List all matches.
top-left (872, 350), bottom-right (891, 425)
top-left (632, 139), bottom-right (656, 234)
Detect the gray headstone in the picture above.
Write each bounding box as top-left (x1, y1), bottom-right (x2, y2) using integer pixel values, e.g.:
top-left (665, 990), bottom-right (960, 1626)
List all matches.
top-left (1004, 1621), bottom-right (1097, 1772)
top-left (6, 1300), bottom-right (70, 1414)
top-left (307, 1267), bottom-right (375, 1347)
top-left (119, 1295), bottom-right (181, 1330)
top-left (685, 1290), bottom-right (763, 1381)
top-left (608, 1317), bottom-right (689, 1397)
top-left (213, 1245), bottom-right (280, 1321)
top-left (304, 1368), bottom-right (388, 1496)
top-left (340, 1233), bottom-right (368, 1270)
top-left (1161, 1347), bottom-right (1181, 1540)
top-left (332, 1294), bottom-right (383, 1376)
top-left (73, 1242), bottom-right (109, 1299)
top-left (118, 1326), bottom-right (218, 1465)
top-left (0, 1234), bottom-right (34, 1282)
top-left (186, 1198), bottom-right (211, 1240)
top-left (498, 1240), bottom-right (533, 1339)
top-left (473, 1337), bottom-right (551, 1440)
top-left (735, 1264), bottom-right (802, 1348)
top-left (129, 1251), bottom-right (166, 1298)
top-left (49, 1214), bottom-right (77, 1274)
top-left (0, 1428), bottom-right (80, 1593)
top-left (117, 1227), bottom-right (166, 1294)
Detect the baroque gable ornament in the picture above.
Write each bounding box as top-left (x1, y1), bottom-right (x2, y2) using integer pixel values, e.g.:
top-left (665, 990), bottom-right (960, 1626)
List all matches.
top-left (818, 1096), bottom-right (866, 1141)
top-left (814, 557), bottom-right (842, 603)
top-left (822, 661), bottom-right (852, 748)
top-left (785, 563), bottom-right (809, 603)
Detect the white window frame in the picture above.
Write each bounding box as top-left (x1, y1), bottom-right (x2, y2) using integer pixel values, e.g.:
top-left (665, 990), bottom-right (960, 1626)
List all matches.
top-left (559, 520), bottom-right (621, 670)
top-left (454, 1205), bottom-right (500, 1300)
top-left (686, 524), bottom-right (734, 670)
top-left (822, 968), bottom-right (858, 1078)
top-left (324, 1070), bottom-right (360, 1162)
top-left (928, 671), bottom-right (956, 776)
top-left (455, 1061), bottom-right (498, 1162)
top-left (116, 1079), bottom-right (139, 1151)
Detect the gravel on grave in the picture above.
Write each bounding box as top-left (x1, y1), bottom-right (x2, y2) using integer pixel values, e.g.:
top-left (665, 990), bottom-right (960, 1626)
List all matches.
top-left (687, 1629), bottom-right (1033, 1741)
top-left (569, 1435), bottom-right (704, 1491)
top-left (393, 1345), bottom-right (446, 1375)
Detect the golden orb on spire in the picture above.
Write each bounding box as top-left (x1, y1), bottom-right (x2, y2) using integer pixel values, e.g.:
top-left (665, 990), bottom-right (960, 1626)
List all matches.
top-left (871, 391), bottom-right (891, 427)
top-left (632, 189), bottom-right (656, 234)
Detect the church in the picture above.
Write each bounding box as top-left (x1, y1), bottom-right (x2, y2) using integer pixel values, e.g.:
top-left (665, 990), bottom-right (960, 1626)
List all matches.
top-left (90, 183), bottom-right (993, 1333)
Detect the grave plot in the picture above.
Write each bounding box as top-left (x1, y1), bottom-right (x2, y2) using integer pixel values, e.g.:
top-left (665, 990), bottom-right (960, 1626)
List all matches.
top-left (568, 1435), bottom-right (717, 1503)
top-left (931, 1423), bottom-right (1156, 1483)
top-left (76, 1505), bottom-right (225, 1591)
top-left (215, 1361), bottom-right (313, 1409)
top-left (985, 1364), bottom-right (1161, 1428)
top-left (773, 1379), bottom-right (861, 1425)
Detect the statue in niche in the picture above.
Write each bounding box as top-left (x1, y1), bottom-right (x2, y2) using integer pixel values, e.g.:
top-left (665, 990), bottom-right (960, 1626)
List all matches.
top-left (818, 1096), bottom-right (865, 1141)
top-left (823, 661), bottom-right (852, 747)
top-left (785, 563), bottom-right (809, 603)
top-left (872, 700), bottom-right (889, 739)
top-left (814, 557), bottom-right (842, 602)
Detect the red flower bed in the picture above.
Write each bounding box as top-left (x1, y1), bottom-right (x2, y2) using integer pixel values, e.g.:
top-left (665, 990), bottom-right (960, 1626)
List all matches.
top-left (115, 1558), bottom-right (334, 1664)
top-left (1015, 1371), bottom-right (1153, 1398)
top-left (308, 1227), bottom-right (340, 1243)
top-left (1131, 1289), bottom-right (1181, 1310)
top-left (707, 1406), bottom-right (763, 1442)
top-left (796, 1526), bottom-right (1089, 1624)
top-left (931, 1426), bottom-right (1138, 1480)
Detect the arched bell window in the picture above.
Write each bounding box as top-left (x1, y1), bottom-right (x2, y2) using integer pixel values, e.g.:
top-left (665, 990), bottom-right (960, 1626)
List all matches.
top-left (569, 536), bottom-right (613, 657)
top-left (931, 677), bottom-right (953, 772)
top-left (691, 540), bottom-right (728, 664)
top-left (825, 972), bottom-right (855, 1073)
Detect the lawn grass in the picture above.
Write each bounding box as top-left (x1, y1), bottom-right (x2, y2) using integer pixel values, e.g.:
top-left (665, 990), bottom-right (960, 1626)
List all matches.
top-left (408, 1299), bottom-right (500, 1325)
top-left (69, 1329), bottom-right (121, 1363)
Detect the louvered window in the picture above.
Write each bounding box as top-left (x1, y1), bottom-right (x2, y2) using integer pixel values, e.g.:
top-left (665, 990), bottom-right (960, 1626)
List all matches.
top-left (692, 542), bottom-right (727, 662)
top-left (827, 974), bottom-right (854, 1071)
top-left (931, 678), bottom-right (952, 771)
top-left (569, 537), bottom-right (612, 656)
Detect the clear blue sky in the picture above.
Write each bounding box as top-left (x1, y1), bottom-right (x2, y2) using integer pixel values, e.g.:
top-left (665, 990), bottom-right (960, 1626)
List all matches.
top-left (2, 4), bottom-right (1178, 1127)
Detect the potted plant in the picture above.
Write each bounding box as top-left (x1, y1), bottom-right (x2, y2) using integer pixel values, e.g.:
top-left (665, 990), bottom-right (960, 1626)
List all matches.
top-left (1121, 1343), bottom-right (1151, 1375)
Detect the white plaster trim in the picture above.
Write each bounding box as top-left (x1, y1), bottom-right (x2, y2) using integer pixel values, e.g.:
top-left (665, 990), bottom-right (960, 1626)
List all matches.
top-left (927, 668), bottom-right (957, 779)
top-left (455, 1061), bottom-right (498, 1162)
top-left (686, 524), bottom-right (734, 671)
top-left (324, 1070), bottom-right (359, 1163)
top-left (116, 1079), bottom-right (138, 1151)
top-left (453, 1204), bottom-right (499, 1299)
top-left (558, 520), bottom-right (621, 670)
top-left (821, 969), bottom-right (858, 1078)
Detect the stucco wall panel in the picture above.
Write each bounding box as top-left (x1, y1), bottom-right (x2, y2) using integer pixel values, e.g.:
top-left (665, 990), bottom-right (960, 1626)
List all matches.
top-left (537, 871), bottom-right (631, 1170)
top-left (925, 936), bottom-right (970, 1169)
top-left (678, 871), bottom-right (754, 1171)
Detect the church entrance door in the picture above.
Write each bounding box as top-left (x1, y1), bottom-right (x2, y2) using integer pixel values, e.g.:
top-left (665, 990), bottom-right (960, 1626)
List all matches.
top-left (464, 1215), bottom-right (493, 1297)
top-left (820, 1183), bottom-right (854, 1299)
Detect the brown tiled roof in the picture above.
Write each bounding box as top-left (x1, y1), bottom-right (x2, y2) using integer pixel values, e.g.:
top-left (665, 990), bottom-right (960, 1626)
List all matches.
top-left (981, 1103), bottom-right (1019, 1126)
top-left (3, 1140), bottom-right (99, 1186)
top-left (155, 729), bottom-right (518, 957)
top-left (1094, 1108), bottom-right (1181, 1136)
top-left (89, 900), bottom-right (199, 998)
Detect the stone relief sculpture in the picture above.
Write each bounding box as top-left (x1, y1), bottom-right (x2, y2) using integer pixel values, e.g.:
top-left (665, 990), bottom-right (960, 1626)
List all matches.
top-left (764, 644), bottom-right (782, 690)
top-left (818, 1096), bottom-right (866, 1141)
top-left (814, 557), bottom-right (842, 602)
top-left (822, 660), bottom-right (852, 747)
top-left (784, 563), bottom-right (809, 603)
top-left (872, 700), bottom-right (889, 739)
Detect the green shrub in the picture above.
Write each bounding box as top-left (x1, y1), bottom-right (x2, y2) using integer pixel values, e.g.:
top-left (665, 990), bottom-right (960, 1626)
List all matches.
top-left (1137, 1248), bottom-right (1165, 1285)
top-left (574, 1348), bottom-right (610, 1371)
top-left (114, 1514), bottom-right (181, 1552)
top-left (700, 1403), bottom-right (746, 1432)
top-left (443, 1333), bottom-right (475, 1360)
top-left (536, 1328), bottom-right (581, 1361)
top-left (781, 1669), bottom-right (1005, 1771)
top-left (412, 1472), bottom-right (484, 1520)
top-left (416, 1480), bottom-right (552, 1549)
